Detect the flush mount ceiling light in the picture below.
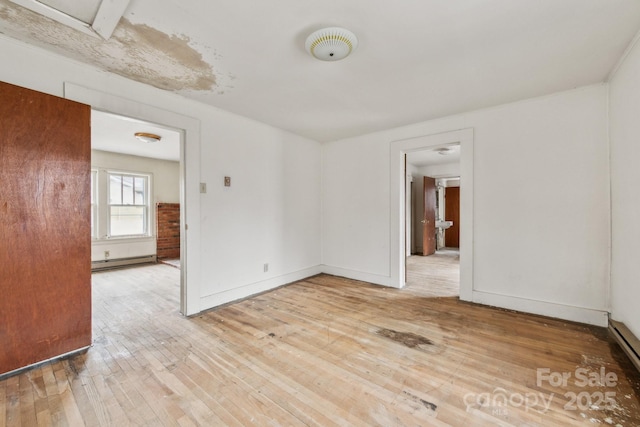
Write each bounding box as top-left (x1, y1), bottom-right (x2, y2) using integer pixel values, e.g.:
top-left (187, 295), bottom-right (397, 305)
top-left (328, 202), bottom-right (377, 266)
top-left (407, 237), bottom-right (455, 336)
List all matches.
top-left (305, 27), bottom-right (358, 61)
top-left (134, 132), bottom-right (162, 143)
top-left (436, 147), bottom-right (455, 155)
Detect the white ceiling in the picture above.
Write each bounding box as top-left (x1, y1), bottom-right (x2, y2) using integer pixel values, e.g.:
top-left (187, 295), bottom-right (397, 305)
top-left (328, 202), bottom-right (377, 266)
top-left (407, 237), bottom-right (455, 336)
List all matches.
top-left (2, 0), bottom-right (640, 142)
top-left (92, 110), bottom-right (181, 161)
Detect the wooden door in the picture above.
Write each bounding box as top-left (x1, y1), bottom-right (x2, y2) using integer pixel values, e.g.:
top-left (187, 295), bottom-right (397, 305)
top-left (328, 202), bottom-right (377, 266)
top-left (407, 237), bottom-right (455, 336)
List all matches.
top-left (445, 186), bottom-right (460, 248)
top-left (0, 81), bottom-right (91, 376)
top-left (422, 176), bottom-right (436, 256)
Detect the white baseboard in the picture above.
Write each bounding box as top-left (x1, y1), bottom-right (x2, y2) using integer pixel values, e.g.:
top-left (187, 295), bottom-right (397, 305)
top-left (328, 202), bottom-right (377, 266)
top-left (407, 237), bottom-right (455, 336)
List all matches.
top-left (472, 290), bottom-right (609, 327)
top-left (319, 265), bottom-right (394, 288)
top-left (198, 265), bottom-right (607, 328)
top-left (198, 265), bottom-right (322, 312)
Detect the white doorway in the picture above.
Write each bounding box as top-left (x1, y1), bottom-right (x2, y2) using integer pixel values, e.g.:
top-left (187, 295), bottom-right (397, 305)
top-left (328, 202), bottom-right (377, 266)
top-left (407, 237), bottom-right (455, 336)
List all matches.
top-left (405, 146), bottom-right (461, 297)
top-left (389, 128), bottom-right (474, 301)
top-left (64, 82), bottom-right (202, 315)
top-left (90, 109), bottom-right (185, 307)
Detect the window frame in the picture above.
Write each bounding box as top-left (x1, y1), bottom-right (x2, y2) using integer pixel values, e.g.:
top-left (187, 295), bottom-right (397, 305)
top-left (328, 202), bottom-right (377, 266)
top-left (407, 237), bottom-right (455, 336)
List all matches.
top-left (91, 168), bottom-right (154, 241)
top-left (90, 169), bottom-right (98, 240)
top-left (106, 171), bottom-right (151, 239)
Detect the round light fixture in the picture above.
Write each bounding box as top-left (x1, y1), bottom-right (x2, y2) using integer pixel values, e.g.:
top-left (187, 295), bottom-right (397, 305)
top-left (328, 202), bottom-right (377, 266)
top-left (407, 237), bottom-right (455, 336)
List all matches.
top-left (134, 132), bottom-right (161, 143)
top-left (305, 27), bottom-right (358, 61)
top-left (436, 147), bottom-right (455, 156)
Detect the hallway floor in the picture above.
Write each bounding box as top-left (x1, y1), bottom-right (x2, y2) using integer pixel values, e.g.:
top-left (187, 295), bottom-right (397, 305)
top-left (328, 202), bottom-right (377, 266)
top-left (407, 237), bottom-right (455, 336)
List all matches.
top-left (406, 248), bottom-right (460, 297)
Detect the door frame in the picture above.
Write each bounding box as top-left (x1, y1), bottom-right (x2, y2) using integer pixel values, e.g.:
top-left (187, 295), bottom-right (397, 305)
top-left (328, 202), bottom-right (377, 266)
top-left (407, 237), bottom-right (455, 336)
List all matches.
top-left (63, 83), bottom-right (202, 316)
top-left (390, 128), bottom-right (474, 301)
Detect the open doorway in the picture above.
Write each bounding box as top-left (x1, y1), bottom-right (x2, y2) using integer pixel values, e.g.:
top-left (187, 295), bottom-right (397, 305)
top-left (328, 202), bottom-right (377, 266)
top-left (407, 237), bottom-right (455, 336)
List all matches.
top-left (405, 144), bottom-right (461, 297)
top-left (90, 109), bottom-right (184, 304)
top-left (63, 81), bottom-right (201, 315)
top-left (390, 128), bottom-right (473, 300)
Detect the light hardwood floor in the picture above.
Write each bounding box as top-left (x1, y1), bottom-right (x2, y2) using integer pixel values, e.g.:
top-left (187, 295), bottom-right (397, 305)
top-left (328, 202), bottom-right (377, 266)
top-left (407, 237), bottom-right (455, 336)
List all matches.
top-left (1, 264), bottom-right (639, 426)
top-left (406, 249), bottom-right (460, 297)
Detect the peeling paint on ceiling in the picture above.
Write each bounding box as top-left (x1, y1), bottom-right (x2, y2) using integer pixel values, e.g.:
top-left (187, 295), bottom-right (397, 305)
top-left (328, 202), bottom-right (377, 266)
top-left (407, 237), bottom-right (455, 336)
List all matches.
top-left (0, 0), bottom-right (216, 92)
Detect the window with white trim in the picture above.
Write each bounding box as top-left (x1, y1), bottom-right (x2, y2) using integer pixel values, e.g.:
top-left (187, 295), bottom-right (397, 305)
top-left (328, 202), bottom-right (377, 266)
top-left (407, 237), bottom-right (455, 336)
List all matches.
top-left (107, 172), bottom-right (150, 237)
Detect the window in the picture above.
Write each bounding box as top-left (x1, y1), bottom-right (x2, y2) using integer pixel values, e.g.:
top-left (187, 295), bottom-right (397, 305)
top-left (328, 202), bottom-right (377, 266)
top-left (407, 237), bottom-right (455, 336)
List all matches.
top-left (91, 169), bottom-right (153, 240)
top-left (107, 172), bottom-right (150, 237)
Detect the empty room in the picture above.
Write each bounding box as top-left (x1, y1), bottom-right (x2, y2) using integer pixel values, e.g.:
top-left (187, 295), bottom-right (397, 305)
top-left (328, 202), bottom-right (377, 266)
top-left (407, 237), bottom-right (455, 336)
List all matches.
top-left (1, 1), bottom-right (639, 426)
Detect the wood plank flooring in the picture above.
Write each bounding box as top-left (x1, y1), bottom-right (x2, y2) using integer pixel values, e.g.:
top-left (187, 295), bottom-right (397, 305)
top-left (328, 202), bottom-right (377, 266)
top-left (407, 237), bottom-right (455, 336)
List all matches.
top-left (406, 249), bottom-right (460, 297)
top-left (1, 264), bottom-right (639, 426)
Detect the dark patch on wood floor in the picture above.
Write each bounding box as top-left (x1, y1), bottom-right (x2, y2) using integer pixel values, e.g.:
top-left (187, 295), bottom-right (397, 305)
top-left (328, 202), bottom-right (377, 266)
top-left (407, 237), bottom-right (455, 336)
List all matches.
top-left (376, 328), bottom-right (434, 348)
top-left (403, 390), bottom-right (438, 412)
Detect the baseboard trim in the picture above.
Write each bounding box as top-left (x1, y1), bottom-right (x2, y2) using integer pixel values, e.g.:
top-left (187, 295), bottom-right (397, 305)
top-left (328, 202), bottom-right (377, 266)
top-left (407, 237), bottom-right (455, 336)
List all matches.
top-left (472, 290), bottom-right (609, 327)
top-left (320, 265), bottom-right (394, 288)
top-left (0, 345), bottom-right (91, 380)
top-left (609, 320), bottom-right (640, 373)
top-left (91, 255), bottom-right (157, 271)
top-left (198, 265), bottom-right (323, 312)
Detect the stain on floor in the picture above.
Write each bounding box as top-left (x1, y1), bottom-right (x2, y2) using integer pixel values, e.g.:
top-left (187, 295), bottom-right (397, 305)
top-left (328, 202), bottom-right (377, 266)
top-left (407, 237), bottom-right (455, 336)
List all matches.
top-left (376, 328), bottom-right (434, 349)
top-left (403, 390), bottom-right (438, 412)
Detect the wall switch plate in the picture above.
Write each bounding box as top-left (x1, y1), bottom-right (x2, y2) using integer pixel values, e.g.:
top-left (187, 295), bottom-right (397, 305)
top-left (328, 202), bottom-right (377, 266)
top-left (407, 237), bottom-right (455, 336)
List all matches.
top-left (224, 176), bottom-right (231, 187)
top-left (263, 263), bottom-right (269, 272)
top-left (200, 182), bottom-right (206, 193)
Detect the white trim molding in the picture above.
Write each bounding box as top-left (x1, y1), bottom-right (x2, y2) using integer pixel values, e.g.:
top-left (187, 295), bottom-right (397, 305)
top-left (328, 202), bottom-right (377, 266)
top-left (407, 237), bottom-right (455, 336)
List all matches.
top-left (473, 291), bottom-right (609, 327)
top-left (199, 266), bottom-right (323, 312)
top-left (63, 82), bottom-right (202, 316)
top-left (390, 128), bottom-right (475, 300)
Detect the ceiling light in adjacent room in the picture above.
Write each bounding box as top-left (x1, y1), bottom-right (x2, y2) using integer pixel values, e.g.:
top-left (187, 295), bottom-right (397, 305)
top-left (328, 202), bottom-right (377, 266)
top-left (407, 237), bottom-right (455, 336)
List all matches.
top-left (305, 27), bottom-right (358, 61)
top-left (436, 147), bottom-right (455, 155)
top-left (134, 132), bottom-right (162, 143)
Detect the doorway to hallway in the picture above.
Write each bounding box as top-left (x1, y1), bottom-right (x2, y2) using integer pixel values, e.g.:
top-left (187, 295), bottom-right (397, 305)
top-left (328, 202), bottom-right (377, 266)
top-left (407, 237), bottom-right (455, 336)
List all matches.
top-left (405, 145), bottom-right (461, 297)
top-left (405, 249), bottom-right (460, 297)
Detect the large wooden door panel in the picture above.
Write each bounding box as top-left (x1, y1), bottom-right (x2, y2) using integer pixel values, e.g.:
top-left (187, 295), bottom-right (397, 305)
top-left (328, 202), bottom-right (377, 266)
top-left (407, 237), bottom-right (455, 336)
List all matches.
top-left (0, 81), bottom-right (91, 375)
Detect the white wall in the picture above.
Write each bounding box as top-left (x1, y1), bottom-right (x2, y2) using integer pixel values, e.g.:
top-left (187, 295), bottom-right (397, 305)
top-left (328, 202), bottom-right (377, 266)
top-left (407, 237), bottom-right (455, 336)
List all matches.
top-left (0, 35), bottom-right (322, 314)
top-left (609, 36), bottom-right (640, 339)
top-left (90, 150), bottom-right (180, 262)
top-left (323, 85), bottom-right (610, 326)
top-left (198, 125), bottom-right (322, 308)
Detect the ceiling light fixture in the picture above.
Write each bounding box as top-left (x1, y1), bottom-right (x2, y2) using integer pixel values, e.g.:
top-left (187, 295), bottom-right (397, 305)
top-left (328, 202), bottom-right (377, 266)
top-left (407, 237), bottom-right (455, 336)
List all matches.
top-left (134, 132), bottom-right (161, 143)
top-left (436, 147), bottom-right (455, 155)
top-left (305, 27), bottom-right (358, 61)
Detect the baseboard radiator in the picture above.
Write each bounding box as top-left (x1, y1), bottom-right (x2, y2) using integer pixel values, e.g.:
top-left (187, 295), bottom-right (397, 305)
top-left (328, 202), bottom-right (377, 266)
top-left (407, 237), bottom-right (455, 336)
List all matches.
top-left (609, 319), bottom-right (640, 373)
top-left (91, 255), bottom-right (157, 271)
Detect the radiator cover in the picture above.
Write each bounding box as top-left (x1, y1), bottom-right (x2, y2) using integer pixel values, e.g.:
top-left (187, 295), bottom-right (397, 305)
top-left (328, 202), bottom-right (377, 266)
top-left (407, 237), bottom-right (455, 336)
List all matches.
top-left (91, 255), bottom-right (157, 271)
top-left (609, 319), bottom-right (640, 373)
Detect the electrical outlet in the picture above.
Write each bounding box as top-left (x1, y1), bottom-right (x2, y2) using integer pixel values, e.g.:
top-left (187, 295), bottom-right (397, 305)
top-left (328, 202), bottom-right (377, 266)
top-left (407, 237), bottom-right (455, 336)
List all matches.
top-left (200, 182), bottom-right (207, 193)
top-left (224, 176), bottom-right (231, 187)
top-left (104, 250), bottom-right (110, 259)
top-left (263, 263), bottom-right (269, 272)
